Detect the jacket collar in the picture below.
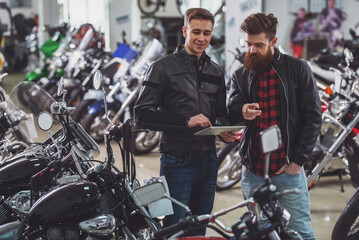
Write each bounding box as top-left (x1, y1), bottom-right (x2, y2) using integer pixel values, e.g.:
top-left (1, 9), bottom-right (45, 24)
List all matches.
top-left (271, 47), bottom-right (282, 68)
top-left (247, 48), bottom-right (282, 85)
top-left (174, 45), bottom-right (211, 63)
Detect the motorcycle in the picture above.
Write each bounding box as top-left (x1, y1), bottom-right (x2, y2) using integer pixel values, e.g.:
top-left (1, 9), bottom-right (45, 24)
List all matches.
top-left (306, 48), bottom-right (359, 191)
top-left (0, 80), bottom-right (99, 226)
top-left (81, 38), bottom-right (164, 154)
top-left (24, 23), bottom-right (70, 85)
top-left (69, 41), bottom-right (138, 122)
top-left (0, 72), bottom-right (164, 239)
top-left (216, 132), bottom-right (243, 191)
top-left (0, 73), bottom-right (39, 166)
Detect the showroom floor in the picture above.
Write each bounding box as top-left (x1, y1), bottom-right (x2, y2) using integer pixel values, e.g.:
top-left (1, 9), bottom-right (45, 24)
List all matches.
top-left (1, 71), bottom-right (355, 240)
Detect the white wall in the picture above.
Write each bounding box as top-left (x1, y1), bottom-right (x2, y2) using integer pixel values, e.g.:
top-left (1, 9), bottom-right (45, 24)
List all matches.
top-left (1, 0), bottom-right (358, 55)
top-left (108, 0), bottom-right (141, 51)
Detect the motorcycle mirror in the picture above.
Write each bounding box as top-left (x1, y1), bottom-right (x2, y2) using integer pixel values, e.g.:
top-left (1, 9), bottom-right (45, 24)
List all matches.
top-left (37, 111), bottom-right (54, 131)
top-left (260, 125), bottom-right (282, 181)
top-left (57, 78), bottom-right (65, 97)
top-left (93, 70), bottom-right (103, 90)
top-left (260, 125), bottom-right (282, 154)
top-left (132, 182), bottom-right (167, 207)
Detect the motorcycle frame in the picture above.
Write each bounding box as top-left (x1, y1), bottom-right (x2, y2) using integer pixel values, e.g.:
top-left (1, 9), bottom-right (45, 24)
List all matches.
top-left (307, 109), bottom-right (359, 188)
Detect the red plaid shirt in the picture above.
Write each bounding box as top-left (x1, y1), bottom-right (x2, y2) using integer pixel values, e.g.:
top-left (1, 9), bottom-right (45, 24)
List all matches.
top-left (251, 68), bottom-right (286, 177)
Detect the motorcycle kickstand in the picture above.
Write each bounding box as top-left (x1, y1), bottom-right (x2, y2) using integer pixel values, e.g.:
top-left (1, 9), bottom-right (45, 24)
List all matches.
top-left (338, 169), bottom-right (345, 192)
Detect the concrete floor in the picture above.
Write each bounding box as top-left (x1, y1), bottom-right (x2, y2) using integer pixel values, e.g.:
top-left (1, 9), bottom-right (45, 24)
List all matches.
top-left (1, 71), bottom-right (355, 240)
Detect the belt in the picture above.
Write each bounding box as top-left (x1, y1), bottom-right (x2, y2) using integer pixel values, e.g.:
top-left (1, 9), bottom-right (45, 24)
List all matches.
top-left (170, 151), bottom-right (213, 160)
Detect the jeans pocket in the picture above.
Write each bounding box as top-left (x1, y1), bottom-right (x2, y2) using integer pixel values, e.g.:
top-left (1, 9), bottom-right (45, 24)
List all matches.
top-left (162, 153), bottom-right (188, 168)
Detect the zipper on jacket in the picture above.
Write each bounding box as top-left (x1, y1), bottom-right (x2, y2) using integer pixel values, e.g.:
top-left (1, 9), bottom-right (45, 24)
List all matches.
top-left (246, 73), bottom-right (257, 169)
top-left (194, 61), bottom-right (202, 114)
top-left (272, 65), bottom-right (290, 164)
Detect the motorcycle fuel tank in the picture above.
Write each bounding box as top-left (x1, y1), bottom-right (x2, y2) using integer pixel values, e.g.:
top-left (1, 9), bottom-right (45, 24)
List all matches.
top-left (0, 156), bottom-right (48, 193)
top-left (28, 180), bottom-right (101, 226)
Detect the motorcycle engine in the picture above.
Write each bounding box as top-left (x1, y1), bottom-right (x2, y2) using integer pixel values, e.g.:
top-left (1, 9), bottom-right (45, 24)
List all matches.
top-left (7, 190), bottom-right (31, 214)
top-left (0, 198), bottom-right (14, 224)
top-left (47, 227), bottom-right (80, 240)
top-left (79, 214), bottom-right (116, 237)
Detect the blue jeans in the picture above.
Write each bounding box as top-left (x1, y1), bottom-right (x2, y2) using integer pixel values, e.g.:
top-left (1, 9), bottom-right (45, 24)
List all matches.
top-left (241, 166), bottom-right (316, 240)
top-left (160, 152), bottom-right (218, 235)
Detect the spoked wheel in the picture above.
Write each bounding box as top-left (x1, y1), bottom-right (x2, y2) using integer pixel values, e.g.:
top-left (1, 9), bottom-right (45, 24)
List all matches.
top-left (216, 141), bottom-right (242, 191)
top-left (137, 0), bottom-right (161, 15)
top-left (175, 0), bottom-right (188, 16)
top-left (81, 109), bottom-right (115, 142)
top-left (332, 189), bottom-right (359, 240)
top-left (134, 131), bottom-right (160, 155)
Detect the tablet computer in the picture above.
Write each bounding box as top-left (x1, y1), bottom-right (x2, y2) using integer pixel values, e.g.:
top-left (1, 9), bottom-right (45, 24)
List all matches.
top-left (194, 126), bottom-right (245, 136)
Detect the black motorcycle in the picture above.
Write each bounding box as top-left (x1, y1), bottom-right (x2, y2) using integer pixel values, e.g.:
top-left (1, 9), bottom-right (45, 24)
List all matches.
top-left (0, 74), bottom-right (160, 239)
top-left (0, 81), bottom-right (99, 226)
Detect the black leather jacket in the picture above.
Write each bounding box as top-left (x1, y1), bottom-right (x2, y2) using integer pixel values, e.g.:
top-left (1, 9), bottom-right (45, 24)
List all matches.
top-left (134, 46), bottom-right (230, 153)
top-left (228, 49), bottom-right (322, 167)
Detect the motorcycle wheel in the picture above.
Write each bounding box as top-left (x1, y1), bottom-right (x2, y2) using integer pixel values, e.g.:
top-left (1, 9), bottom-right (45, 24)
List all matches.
top-left (81, 109), bottom-right (115, 142)
top-left (133, 131), bottom-right (160, 155)
top-left (216, 140), bottom-right (242, 191)
top-left (71, 99), bottom-right (96, 122)
top-left (332, 189), bottom-right (359, 240)
top-left (17, 82), bottom-right (30, 108)
top-left (137, 0), bottom-right (160, 14)
top-left (345, 142), bottom-right (359, 188)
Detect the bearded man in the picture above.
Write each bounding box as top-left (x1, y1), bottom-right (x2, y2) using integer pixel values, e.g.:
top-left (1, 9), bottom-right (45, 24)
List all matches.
top-left (228, 13), bottom-right (321, 240)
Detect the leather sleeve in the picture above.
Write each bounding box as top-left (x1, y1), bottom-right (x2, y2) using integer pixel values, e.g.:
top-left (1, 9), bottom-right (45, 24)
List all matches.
top-left (291, 61), bottom-right (322, 166)
top-left (228, 70), bottom-right (248, 125)
top-left (214, 68), bottom-right (231, 127)
top-left (133, 63), bottom-right (189, 132)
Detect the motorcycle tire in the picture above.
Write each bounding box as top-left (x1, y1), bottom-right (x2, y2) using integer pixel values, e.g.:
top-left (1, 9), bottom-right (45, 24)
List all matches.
top-left (81, 109), bottom-right (115, 142)
top-left (71, 99), bottom-right (96, 122)
top-left (216, 140), bottom-right (242, 191)
top-left (137, 0), bottom-right (160, 14)
top-left (17, 82), bottom-right (30, 108)
top-left (345, 142), bottom-right (359, 189)
top-left (332, 189), bottom-right (359, 240)
top-left (133, 130), bottom-right (160, 155)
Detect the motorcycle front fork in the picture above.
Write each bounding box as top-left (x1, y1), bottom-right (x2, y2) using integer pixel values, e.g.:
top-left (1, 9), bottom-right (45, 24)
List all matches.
top-left (307, 113), bottom-right (359, 190)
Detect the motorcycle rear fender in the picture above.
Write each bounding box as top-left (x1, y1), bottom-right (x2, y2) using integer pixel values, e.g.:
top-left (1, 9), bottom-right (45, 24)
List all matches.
top-left (87, 99), bottom-right (122, 115)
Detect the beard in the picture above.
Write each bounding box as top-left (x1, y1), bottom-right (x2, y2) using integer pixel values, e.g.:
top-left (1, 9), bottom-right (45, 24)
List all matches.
top-left (244, 47), bottom-right (274, 73)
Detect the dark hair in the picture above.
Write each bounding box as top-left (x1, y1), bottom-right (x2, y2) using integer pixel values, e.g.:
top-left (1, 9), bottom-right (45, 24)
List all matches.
top-left (184, 8), bottom-right (214, 26)
top-left (240, 13), bottom-right (278, 40)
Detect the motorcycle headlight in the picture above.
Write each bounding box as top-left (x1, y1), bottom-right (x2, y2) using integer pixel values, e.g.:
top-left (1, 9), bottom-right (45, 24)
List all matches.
top-left (351, 80), bottom-right (359, 97)
top-left (329, 98), bottom-right (350, 119)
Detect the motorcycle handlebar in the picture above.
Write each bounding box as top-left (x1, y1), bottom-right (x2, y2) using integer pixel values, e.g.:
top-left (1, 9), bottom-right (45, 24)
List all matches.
top-left (108, 123), bottom-right (149, 140)
top-left (154, 217), bottom-right (194, 239)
